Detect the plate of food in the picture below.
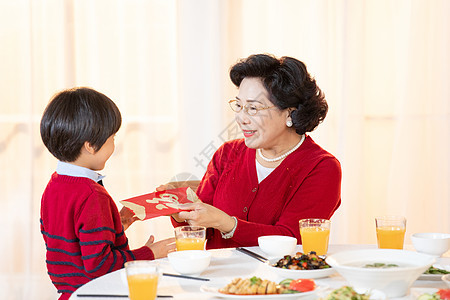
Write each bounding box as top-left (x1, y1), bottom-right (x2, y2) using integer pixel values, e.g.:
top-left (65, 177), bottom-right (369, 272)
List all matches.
top-left (411, 287), bottom-right (450, 299)
top-left (265, 252), bottom-right (335, 279)
top-left (200, 276), bottom-right (326, 299)
top-left (418, 265), bottom-right (450, 281)
top-left (319, 286), bottom-right (386, 300)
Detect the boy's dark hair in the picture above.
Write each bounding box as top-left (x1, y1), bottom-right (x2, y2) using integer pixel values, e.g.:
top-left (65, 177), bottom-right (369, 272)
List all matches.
top-left (40, 87), bottom-right (122, 162)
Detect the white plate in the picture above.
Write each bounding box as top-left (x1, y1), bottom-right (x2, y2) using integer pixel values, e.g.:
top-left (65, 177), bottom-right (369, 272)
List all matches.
top-left (318, 287), bottom-right (386, 300)
top-left (355, 288), bottom-right (386, 300)
top-left (200, 283), bottom-right (326, 299)
top-left (417, 264), bottom-right (450, 281)
top-left (418, 273), bottom-right (446, 281)
top-left (265, 258), bottom-right (335, 279)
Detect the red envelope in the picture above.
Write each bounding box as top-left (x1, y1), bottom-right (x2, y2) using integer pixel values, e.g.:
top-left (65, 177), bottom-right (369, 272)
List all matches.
top-left (120, 187), bottom-right (199, 220)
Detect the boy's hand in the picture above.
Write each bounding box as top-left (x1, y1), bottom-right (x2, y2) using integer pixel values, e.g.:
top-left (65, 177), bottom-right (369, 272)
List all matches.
top-left (155, 182), bottom-right (177, 192)
top-left (156, 180), bottom-right (201, 192)
top-left (145, 235), bottom-right (176, 259)
top-left (120, 207), bottom-right (139, 231)
top-left (170, 212), bottom-right (186, 223)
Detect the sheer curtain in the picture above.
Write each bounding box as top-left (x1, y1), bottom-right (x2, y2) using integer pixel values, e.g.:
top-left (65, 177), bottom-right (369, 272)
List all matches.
top-left (0, 0), bottom-right (449, 298)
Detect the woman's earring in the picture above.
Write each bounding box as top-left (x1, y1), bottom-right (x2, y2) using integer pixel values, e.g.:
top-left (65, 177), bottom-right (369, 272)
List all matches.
top-left (286, 119), bottom-right (293, 127)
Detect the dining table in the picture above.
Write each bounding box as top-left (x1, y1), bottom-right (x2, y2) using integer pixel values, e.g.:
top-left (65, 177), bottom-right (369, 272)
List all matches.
top-left (69, 244), bottom-right (449, 300)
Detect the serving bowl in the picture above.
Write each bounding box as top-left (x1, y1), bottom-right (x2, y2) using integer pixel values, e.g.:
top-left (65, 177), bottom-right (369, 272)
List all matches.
top-left (258, 235), bottom-right (297, 257)
top-left (325, 249), bottom-right (435, 298)
top-left (167, 250), bottom-right (211, 275)
top-left (411, 232), bottom-right (450, 257)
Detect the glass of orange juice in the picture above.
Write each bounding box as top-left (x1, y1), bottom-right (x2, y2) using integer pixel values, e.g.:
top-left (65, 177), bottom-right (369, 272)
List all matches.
top-left (375, 215), bottom-right (406, 249)
top-left (299, 218), bottom-right (331, 255)
top-left (125, 260), bottom-right (159, 300)
top-left (174, 226), bottom-right (206, 251)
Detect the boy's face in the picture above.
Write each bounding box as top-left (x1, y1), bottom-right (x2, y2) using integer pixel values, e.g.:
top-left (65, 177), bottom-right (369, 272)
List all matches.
top-left (91, 135), bottom-right (115, 171)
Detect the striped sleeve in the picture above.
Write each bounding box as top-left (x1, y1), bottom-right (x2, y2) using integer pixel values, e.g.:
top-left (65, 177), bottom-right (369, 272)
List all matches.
top-left (75, 190), bottom-right (153, 277)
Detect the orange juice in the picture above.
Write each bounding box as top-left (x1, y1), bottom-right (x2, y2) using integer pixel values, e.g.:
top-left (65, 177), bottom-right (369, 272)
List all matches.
top-left (376, 226), bottom-right (405, 249)
top-left (300, 227), bottom-right (330, 255)
top-left (127, 273), bottom-right (158, 300)
top-left (175, 237), bottom-right (206, 251)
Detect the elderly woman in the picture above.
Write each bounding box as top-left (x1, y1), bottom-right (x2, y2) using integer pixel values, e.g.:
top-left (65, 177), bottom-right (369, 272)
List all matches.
top-left (169, 54), bottom-right (342, 249)
top-left (171, 54), bottom-right (341, 249)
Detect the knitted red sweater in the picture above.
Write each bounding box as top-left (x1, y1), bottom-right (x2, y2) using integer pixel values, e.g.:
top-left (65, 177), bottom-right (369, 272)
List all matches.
top-left (174, 136), bottom-right (341, 249)
top-left (40, 173), bottom-right (153, 299)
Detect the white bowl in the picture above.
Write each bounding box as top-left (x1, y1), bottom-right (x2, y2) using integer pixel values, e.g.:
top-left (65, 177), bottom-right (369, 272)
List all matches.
top-left (168, 250), bottom-right (211, 275)
top-left (258, 235), bottom-right (297, 257)
top-left (325, 249), bottom-right (435, 298)
top-left (411, 232), bottom-right (450, 257)
top-left (443, 274), bottom-right (450, 288)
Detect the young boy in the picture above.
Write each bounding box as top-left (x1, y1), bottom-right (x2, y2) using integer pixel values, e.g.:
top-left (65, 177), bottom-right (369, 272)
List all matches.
top-left (40, 87), bottom-right (175, 299)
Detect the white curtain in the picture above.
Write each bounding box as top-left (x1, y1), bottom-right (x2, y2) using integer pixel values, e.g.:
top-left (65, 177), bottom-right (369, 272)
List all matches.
top-left (0, 0), bottom-right (449, 298)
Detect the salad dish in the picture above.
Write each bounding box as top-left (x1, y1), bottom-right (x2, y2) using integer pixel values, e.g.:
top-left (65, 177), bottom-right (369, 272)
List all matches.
top-left (319, 286), bottom-right (386, 300)
top-left (415, 288), bottom-right (450, 299)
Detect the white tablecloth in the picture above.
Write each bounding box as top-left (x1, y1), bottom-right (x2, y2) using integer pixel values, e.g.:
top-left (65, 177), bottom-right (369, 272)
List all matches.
top-left (69, 244), bottom-right (449, 300)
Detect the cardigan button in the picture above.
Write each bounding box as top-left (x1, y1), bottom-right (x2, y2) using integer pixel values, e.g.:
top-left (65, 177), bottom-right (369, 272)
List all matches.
top-left (251, 187), bottom-right (257, 192)
top-left (243, 207), bottom-right (248, 212)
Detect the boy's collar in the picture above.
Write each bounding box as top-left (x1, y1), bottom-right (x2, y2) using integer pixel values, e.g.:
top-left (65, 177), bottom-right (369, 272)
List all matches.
top-left (56, 161), bottom-right (105, 183)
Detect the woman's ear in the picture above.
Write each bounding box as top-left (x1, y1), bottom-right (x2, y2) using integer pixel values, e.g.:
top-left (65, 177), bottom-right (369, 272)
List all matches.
top-left (83, 141), bottom-right (96, 155)
top-left (287, 108), bottom-right (296, 119)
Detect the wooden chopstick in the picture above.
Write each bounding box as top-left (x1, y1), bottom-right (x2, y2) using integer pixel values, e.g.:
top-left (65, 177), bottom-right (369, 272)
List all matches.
top-left (162, 272), bottom-right (210, 281)
top-left (77, 295), bottom-right (172, 298)
top-left (77, 295), bottom-right (128, 298)
top-left (236, 247), bottom-right (268, 263)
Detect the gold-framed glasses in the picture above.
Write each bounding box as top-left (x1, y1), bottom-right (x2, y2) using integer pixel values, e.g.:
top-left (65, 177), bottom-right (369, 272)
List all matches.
top-left (228, 100), bottom-right (274, 116)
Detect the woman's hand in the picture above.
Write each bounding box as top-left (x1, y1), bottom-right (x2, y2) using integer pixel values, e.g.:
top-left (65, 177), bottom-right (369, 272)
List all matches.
top-left (120, 207), bottom-right (139, 231)
top-left (177, 202), bottom-right (236, 233)
top-left (144, 235), bottom-right (176, 259)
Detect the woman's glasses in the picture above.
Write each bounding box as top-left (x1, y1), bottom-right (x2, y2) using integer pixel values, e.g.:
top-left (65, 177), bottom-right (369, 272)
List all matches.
top-left (228, 100), bottom-right (274, 116)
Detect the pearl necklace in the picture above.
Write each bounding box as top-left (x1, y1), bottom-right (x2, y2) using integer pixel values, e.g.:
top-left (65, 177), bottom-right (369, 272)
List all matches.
top-left (257, 135), bottom-right (305, 162)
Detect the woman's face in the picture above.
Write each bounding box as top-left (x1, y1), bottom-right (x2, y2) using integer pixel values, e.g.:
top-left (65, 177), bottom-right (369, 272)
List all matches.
top-left (234, 77), bottom-right (290, 150)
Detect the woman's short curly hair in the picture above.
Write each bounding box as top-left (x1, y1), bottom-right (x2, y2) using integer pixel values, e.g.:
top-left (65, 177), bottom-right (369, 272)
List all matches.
top-left (229, 54), bottom-right (328, 135)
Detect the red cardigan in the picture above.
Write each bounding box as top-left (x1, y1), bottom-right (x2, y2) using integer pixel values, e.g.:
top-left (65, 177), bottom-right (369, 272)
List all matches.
top-left (190, 136), bottom-right (341, 249)
top-left (40, 173), bottom-right (153, 299)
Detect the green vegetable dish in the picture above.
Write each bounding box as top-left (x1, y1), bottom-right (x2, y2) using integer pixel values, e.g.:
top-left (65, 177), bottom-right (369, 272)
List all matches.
top-left (424, 266), bottom-right (450, 275)
top-left (322, 286), bottom-right (370, 300)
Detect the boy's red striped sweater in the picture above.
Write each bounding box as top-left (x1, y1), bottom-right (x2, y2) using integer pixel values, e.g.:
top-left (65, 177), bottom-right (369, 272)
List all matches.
top-left (40, 173), bottom-right (153, 299)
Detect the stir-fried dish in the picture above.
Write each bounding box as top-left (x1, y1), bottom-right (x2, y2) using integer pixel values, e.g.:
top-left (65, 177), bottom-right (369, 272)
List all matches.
top-left (218, 277), bottom-right (316, 295)
top-left (219, 277), bottom-right (279, 295)
top-left (273, 251), bottom-right (331, 270)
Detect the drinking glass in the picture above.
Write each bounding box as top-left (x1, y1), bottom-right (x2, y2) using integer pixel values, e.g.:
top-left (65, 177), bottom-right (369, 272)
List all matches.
top-left (125, 260), bottom-right (159, 300)
top-left (375, 215), bottom-right (406, 249)
top-left (299, 218), bottom-right (331, 255)
top-left (174, 226), bottom-right (206, 251)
